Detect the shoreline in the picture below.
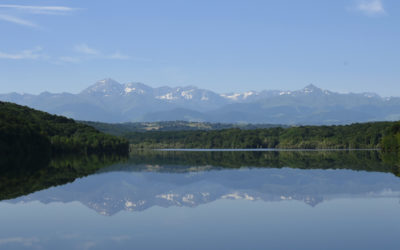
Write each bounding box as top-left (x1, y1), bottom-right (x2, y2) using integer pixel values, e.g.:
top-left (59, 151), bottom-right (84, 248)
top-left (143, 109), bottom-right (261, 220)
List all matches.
top-left (155, 148), bottom-right (381, 152)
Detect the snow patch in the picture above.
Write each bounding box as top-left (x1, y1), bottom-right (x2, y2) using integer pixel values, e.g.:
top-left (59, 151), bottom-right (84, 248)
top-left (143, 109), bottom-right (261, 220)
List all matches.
top-left (221, 192), bottom-right (242, 200)
top-left (181, 90), bottom-right (193, 100)
top-left (156, 93), bottom-right (177, 100)
top-left (201, 95), bottom-right (209, 101)
top-left (221, 93), bottom-right (241, 100)
top-left (125, 87), bottom-right (144, 94)
top-left (156, 193), bottom-right (179, 201)
top-left (243, 91), bottom-right (255, 99)
top-left (222, 192), bottom-right (257, 200)
top-left (125, 201), bottom-right (135, 207)
top-left (125, 87), bottom-right (135, 93)
top-left (182, 194), bottom-right (195, 204)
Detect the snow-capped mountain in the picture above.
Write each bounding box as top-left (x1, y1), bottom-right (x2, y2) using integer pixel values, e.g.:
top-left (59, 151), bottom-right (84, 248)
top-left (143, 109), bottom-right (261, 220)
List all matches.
top-left (81, 78), bottom-right (224, 102)
top-left (81, 78), bottom-right (125, 96)
top-left (9, 166), bottom-right (400, 216)
top-left (1, 79), bottom-right (400, 124)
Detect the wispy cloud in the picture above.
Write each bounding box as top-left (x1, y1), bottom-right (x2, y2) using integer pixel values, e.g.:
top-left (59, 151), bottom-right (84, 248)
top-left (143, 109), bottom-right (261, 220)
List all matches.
top-left (0, 47), bottom-right (45, 60)
top-left (59, 56), bottom-right (81, 63)
top-left (82, 241), bottom-right (97, 250)
top-left (110, 235), bottom-right (131, 243)
top-left (355, 0), bottom-right (385, 15)
top-left (74, 44), bottom-right (100, 55)
top-left (0, 237), bottom-right (39, 247)
top-left (64, 44), bottom-right (131, 62)
top-left (0, 14), bottom-right (37, 27)
top-left (109, 51), bottom-right (130, 60)
top-left (0, 45), bottom-right (130, 63)
top-left (0, 4), bottom-right (78, 27)
top-left (0, 4), bottom-right (76, 15)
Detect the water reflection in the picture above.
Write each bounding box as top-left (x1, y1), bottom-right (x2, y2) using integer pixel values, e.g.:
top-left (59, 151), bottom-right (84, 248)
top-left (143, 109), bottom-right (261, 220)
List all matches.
top-left (4, 150), bottom-right (400, 216)
top-left (2, 150), bottom-right (400, 250)
top-left (0, 154), bottom-right (127, 201)
top-left (112, 150), bottom-right (400, 175)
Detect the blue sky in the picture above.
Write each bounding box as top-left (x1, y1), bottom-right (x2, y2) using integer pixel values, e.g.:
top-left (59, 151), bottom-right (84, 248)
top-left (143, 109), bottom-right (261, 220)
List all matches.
top-left (0, 0), bottom-right (399, 96)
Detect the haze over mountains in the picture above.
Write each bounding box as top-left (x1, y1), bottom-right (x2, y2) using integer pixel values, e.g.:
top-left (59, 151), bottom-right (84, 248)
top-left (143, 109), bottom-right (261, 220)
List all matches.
top-left (1, 78), bottom-right (400, 124)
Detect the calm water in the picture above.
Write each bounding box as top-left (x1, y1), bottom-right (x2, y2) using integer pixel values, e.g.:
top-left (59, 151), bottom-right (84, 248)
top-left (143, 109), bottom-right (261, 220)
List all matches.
top-left (1, 150), bottom-right (400, 250)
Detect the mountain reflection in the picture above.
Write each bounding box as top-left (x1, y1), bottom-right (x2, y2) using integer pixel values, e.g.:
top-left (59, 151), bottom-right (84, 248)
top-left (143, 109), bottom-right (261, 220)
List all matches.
top-left (5, 150), bottom-right (400, 216)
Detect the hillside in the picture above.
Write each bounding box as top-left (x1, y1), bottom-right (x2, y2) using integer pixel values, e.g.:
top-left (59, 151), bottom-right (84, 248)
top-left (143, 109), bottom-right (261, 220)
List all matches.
top-left (0, 101), bottom-right (129, 166)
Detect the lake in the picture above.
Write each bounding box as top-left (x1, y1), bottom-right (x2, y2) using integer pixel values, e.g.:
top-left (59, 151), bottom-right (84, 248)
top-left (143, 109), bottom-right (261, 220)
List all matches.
top-left (1, 150), bottom-right (400, 250)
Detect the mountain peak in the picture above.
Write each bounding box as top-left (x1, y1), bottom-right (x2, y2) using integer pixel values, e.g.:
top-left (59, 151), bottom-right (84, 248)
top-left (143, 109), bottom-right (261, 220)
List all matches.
top-left (303, 84), bottom-right (319, 90)
top-left (124, 82), bottom-right (152, 95)
top-left (81, 78), bottom-right (123, 95)
top-left (96, 78), bottom-right (120, 86)
top-left (301, 84), bottom-right (322, 94)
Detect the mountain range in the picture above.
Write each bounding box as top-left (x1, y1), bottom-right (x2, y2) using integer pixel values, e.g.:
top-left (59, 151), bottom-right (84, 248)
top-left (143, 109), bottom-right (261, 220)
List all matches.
top-left (1, 78), bottom-right (400, 124)
top-left (9, 166), bottom-right (400, 216)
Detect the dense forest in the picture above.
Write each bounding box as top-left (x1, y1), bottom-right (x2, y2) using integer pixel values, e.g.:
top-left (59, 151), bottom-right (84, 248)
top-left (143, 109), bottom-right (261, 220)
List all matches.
top-left (82, 120), bottom-right (285, 135)
top-left (0, 101), bottom-right (129, 164)
top-left (381, 123), bottom-right (400, 152)
top-left (124, 121), bottom-right (400, 150)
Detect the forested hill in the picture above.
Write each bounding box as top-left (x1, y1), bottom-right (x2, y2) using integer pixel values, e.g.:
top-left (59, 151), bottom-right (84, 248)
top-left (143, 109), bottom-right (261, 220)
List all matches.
top-left (0, 101), bottom-right (129, 160)
top-left (125, 121), bottom-right (400, 150)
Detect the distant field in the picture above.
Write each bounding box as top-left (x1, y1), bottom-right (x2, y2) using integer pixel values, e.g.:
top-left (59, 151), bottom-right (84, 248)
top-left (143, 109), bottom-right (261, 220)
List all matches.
top-left (81, 120), bottom-right (286, 135)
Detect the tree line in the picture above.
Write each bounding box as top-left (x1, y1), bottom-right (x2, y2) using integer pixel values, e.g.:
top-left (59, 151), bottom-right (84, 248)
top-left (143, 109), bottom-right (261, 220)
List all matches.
top-left (124, 121), bottom-right (400, 150)
top-left (381, 123), bottom-right (400, 152)
top-left (82, 120), bottom-right (285, 135)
